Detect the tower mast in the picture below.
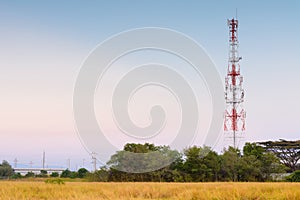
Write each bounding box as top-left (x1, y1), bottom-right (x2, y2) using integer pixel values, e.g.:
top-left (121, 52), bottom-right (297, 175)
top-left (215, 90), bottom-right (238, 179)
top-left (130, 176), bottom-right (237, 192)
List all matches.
top-left (224, 18), bottom-right (246, 148)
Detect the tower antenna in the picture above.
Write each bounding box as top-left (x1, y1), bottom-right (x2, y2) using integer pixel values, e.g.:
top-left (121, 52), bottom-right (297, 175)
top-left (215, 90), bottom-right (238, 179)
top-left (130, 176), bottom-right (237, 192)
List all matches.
top-left (224, 18), bottom-right (246, 148)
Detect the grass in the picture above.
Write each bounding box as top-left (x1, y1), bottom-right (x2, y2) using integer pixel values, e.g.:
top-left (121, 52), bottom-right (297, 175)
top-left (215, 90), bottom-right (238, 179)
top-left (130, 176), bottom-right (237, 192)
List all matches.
top-left (0, 181), bottom-right (300, 200)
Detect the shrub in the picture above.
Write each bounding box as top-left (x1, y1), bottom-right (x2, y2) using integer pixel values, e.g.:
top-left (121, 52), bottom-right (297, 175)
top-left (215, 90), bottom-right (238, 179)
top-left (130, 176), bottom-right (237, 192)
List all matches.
top-left (286, 170), bottom-right (300, 182)
top-left (25, 172), bottom-right (35, 178)
top-left (50, 172), bottom-right (59, 177)
top-left (45, 178), bottom-right (65, 185)
top-left (11, 173), bottom-right (22, 179)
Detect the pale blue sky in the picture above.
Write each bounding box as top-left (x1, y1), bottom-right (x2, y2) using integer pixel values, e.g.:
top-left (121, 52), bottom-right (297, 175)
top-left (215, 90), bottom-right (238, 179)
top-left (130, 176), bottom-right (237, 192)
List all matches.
top-left (0, 1), bottom-right (299, 170)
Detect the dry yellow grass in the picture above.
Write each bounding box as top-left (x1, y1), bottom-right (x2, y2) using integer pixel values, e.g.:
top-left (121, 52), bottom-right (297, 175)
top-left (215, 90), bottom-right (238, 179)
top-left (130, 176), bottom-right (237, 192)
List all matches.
top-left (0, 181), bottom-right (300, 200)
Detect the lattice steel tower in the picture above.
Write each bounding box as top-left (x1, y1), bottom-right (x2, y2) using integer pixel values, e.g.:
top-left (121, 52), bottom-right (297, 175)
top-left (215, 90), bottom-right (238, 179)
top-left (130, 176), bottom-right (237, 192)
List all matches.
top-left (224, 18), bottom-right (246, 148)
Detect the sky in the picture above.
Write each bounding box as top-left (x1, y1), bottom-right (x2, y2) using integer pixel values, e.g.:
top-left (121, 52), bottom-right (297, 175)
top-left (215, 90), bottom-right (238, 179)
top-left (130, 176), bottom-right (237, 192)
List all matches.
top-left (0, 0), bottom-right (299, 170)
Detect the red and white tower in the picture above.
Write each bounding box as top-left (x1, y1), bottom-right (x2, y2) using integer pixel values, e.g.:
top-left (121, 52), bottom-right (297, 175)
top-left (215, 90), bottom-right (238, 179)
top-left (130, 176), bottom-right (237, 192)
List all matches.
top-left (224, 18), bottom-right (246, 148)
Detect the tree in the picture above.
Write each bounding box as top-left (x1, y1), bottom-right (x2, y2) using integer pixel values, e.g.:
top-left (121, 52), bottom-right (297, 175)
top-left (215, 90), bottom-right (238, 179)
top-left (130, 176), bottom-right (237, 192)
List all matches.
top-left (77, 168), bottom-right (88, 178)
top-left (220, 147), bottom-right (241, 181)
top-left (60, 169), bottom-right (73, 178)
top-left (243, 142), bottom-right (264, 159)
top-left (107, 143), bottom-right (182, 182)
top-left (36, 170), bottom-right (48, 177)
top-left (107, 143), bottom-right (180, 174)
top-left (182, 146), bottom-right (220, 182)
top-left (241, 142), bottom-right (286, 181)
top-left (203, 150), bottom-right (221, 181)
top-left (11, 172), bottom-right (22, 179)
top-left (87, 167), bottom-right (109, 182)
top-left (0, 160), bottom-right (14, 178)
top-left (287, 170), bottom-right (300, 182)
top-left (259, 139), bottom-right (300, 172)
top-left (259, 152), bottom-right (286, 180)
top-left (50, 172), bottom-right (59, 177)
top-left (25, 172), bottom-right (35, 178)
top-left (239, 155), bottom-right (262, 181)
top-left (123, 143), bottom-right (159, 153)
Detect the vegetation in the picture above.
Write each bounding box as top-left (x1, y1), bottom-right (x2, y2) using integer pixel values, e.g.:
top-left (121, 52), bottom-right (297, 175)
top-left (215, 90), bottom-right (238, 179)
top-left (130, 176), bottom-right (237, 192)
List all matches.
top-left (0, 182), bottom-right (300, 200)
top-left (45, 178), bottom-right (65, 184)
top-left (94, 142), bottom-right (285, 182)
top-left (2, 140), bottom-right (300, 182)
top-left (36, 170), bottom-right (48, 177)
top-left (7, 167), bottom-right (89, 180)
top-left (108, 143), bottom-right (180, 173)
top-left (0, 141), bottom-right (299, 198)
top-left (50, 172), bottom-right (59, 177)
top-left (77, 168), bottom-right (89, 178)
top-left (24, 171), bottom-right (35, 178)
top-left (259, 139), bottom-right (300, 172)
top-left (0, 160), bottom-right (14, 178)
top-left (286, 170), bottom-right (300, 182)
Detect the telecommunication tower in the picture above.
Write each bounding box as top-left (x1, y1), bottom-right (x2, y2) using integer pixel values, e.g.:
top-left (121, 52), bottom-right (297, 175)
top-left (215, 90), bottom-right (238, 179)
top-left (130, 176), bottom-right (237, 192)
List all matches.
top-left (224, 18), bottom-right (246, 148)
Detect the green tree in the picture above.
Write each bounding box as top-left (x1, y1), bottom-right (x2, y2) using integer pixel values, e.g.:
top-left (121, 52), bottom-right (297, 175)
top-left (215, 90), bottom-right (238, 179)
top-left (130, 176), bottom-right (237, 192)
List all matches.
top-left (259, 139), bottom-right (300, 172)
top-left (182, 146), bottom-right (205, 181)
top-left (182, 146), bottom-right (220, 182)
top-left (260, 152), bottom-right (286, 181)
top-left (60, 169), bottom-right (72, 178)
top-left (11, 172), bottom-right (22, 179)
top-left (239, 155), bottom-right (262, 181)
top-left (0, 160), bottom-right (14, 178)
top-left (123, 143), bottom-right (159, 152)
top-left (287, 170), bottom-right (300, 182)
top-left (50, 172), bottom-right (59, 177)
top-left (241, 142), bottom-right (286, 181)
top-left (203, 150), bottom-right (221, 181)
top-left (60, 169), bottom-right (78, 178)
top-left (25, 171), bottom-right (35, 178)
top-left (220, 147), bottom-right (241, 181)
top-left (77, 168), bottom-right (88, 178)
top-left (107, 143), bottom-right (180, 176)
top-left (243, 142), bottom-right (264, 159)
top-left (36, 170), bottom-right (48, 177)
top-left (87, 167), bottom-right (109, 182)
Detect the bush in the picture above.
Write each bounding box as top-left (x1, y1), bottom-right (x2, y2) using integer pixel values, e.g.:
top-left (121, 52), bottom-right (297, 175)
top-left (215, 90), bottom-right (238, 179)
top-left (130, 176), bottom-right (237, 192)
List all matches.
top-left (45, 178), bottom-right (65, 185)
top-left (50, 172), bottom-right (59, 177)
top-left (36, 170), bottom-right (48, 177)
top-left (286, 170), bottom-right (300, 182)
top-left (11, 173), bottom-right (22, 179)
top-left (60, 169), bottom-right (78, 178)
top-left (25, 172), bottom-right (35, 178)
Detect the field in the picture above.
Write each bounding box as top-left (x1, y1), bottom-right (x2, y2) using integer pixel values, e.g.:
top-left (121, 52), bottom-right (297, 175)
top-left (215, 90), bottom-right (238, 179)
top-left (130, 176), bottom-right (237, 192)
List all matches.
top-left (1, 181), bottom-right (300, 200)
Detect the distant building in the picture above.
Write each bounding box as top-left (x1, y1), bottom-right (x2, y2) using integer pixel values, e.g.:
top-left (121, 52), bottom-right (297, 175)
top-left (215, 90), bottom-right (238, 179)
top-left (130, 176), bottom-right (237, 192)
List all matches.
top-left (14, 168), bottom-right (65, 176)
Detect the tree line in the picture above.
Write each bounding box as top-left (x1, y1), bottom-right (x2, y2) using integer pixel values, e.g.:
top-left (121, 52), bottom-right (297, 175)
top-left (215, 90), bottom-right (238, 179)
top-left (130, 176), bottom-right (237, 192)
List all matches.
top-left (88, 141), bottom-right (300, 182)
top-left (1, 140), bottom-right (300, 182)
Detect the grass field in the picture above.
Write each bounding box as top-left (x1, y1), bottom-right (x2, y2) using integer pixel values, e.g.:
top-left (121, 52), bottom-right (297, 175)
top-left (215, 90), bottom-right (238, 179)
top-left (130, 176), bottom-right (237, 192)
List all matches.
top-left (0, 181), bottom-right (300, 200)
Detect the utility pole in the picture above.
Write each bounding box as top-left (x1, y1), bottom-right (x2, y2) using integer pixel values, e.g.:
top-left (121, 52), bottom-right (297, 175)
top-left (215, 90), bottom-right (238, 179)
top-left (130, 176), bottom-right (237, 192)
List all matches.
top-left (67, 158), bottom-right (71, 169)
top-left (29, 161), bottom-right (33, 168)
top-left (42, 151), bottom-right (45, 169)
top-left (224, 17), bottom-right (246, 148)
top-left (82, 159), bottom-right (85, 168)
top-left (91, 152), bottom-right (97, 172)
top-left (13, 158), bottom-right (18, 168)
